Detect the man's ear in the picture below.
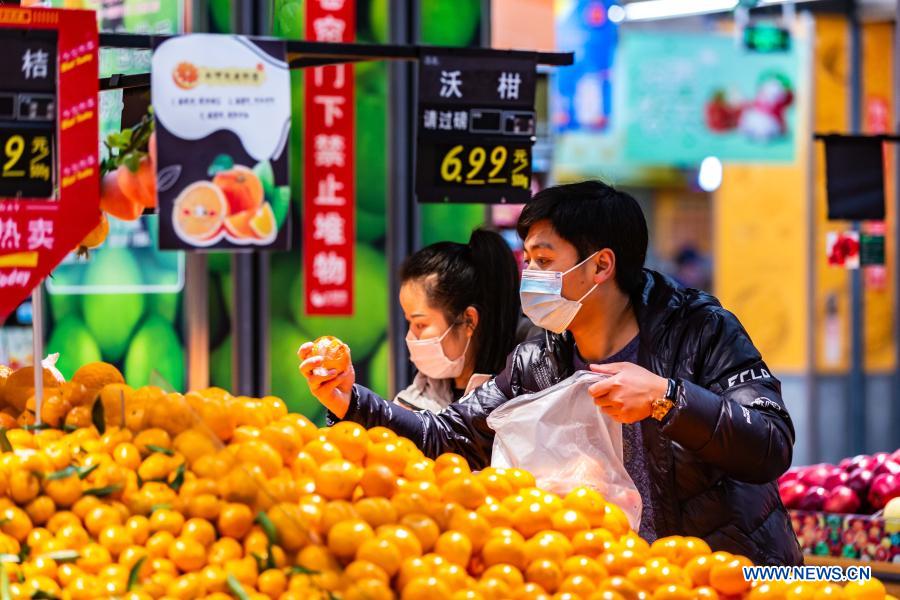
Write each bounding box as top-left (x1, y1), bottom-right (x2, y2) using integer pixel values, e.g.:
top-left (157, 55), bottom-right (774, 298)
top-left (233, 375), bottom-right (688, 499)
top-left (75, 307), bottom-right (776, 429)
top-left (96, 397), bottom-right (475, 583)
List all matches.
top-left (593, 248), bottom-right (616, 285)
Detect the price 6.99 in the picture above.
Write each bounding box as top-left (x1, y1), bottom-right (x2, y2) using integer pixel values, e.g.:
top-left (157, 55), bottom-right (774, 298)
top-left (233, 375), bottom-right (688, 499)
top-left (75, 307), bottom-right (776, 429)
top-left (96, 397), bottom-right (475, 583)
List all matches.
top-left (438, 144), bottom-right (529, 189)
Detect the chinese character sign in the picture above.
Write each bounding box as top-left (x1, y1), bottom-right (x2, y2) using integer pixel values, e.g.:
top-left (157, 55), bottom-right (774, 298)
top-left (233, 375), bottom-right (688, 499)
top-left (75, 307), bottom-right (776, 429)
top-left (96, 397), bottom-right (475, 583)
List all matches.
top-left (304, 0), bottom-right (355, 316)
top-left (0, 7), bottom-right (99, 322)
top-left (416, 52), bottom-right (537, 204)
top-left (151, 35), bottom-right (292, 250)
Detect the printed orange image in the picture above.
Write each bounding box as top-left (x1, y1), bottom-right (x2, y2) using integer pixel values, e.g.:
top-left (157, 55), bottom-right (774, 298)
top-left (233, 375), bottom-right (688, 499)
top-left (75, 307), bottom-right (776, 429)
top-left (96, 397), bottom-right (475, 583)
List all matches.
top-left (172, 61), bottom-right (200, 90)
top-left (213, 165), bottom-right (264, 214)
top-left (172, 181), bottom-right (227, 246)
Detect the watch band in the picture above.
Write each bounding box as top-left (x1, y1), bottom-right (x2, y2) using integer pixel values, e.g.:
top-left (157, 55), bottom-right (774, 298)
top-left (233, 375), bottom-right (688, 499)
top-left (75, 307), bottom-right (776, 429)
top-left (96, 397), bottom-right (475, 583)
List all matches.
top-left (652, 378), bottom-right (678, 421)
top-left (664, 377), bottom-right (677, 401)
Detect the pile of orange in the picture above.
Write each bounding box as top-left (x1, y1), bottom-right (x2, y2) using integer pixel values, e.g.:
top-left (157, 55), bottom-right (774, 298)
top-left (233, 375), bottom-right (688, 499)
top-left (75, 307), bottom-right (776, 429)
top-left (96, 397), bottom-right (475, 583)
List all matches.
top-left (0, 360), bottom-right (890, 600)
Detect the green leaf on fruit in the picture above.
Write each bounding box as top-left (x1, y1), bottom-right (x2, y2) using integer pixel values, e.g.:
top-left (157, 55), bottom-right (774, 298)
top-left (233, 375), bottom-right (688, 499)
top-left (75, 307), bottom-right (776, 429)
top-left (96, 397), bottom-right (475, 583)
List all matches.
top-left (208, 154), bottom-right (234, 177)
top-left (226, 574), bottom-right (251, 600)
top-left (77, 464), bottom-right (99, 480)
top-left (145, 444), bottom-right (174, 456)
top-left (255, 511), bottom-right (279, 546)
top-left (30, 591), bottom-right (58, 599)
top-left (127, 556), bottom-right (147, 591)
top-left (91, 398), bottom-right (105, 435)
top-left (288, 565), bottom-right (319, 575)
top-left (83, 483), bottom-right (123, 497)
top-left (272, 187), bottom-right (290, 229)
top-left (1, 563), bottom-right (11, 600)
top-left (168, 462), bottom-right (186, 492)
top-left (38, 551), bottom-right (79, 563)
top-left (0, 429), bottom-right (12, 453)
top-left (45, 466), bottom-right (77, 481)
top-left (253, 160), bottom-right (276, 200)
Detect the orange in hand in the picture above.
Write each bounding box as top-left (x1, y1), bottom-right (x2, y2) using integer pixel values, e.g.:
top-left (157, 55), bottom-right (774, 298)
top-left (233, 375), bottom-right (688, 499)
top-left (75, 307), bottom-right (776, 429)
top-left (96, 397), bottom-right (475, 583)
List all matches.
top-left (311, 336), bottom-right (351, 373)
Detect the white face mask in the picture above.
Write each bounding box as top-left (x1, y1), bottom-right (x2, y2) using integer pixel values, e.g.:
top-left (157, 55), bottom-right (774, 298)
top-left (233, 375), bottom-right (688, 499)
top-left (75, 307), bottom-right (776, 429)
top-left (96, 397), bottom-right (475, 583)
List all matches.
top-left (520, 252), bottom-right (599, 334)
top-left (406, 324), bottom-right (470, 379)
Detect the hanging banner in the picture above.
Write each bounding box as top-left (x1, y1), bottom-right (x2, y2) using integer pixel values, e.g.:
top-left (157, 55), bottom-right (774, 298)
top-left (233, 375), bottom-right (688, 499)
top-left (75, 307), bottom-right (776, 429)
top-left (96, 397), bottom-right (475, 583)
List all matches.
top-left (621, 32), bottom-right (802, 165)
top-left (415, 52), bottom-right (537, 204)
top-left (0, 7), bottom-right (99, 321)
top-left (304, 0), bottom-right (356, 316)
top-left (151, 34), bottom-right (292, 251)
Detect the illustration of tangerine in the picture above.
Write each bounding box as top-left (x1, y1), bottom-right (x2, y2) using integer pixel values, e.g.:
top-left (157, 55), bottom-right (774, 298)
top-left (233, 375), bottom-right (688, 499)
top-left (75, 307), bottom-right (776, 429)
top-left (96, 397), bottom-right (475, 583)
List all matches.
top-left (249, 203), bottom-right (277, 243)
top-left (223, 209), bottom-right (256, 241)
top-left (172, 181), bottom-right (227, 246)
top-left (213, 165), bottom-right (264, 215)
top-left (172, 61), bottom-right (200, 89)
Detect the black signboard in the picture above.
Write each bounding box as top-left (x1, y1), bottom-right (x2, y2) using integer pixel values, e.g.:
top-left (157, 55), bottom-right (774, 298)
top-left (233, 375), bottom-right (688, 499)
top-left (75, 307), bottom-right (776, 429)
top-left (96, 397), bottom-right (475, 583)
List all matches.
top-left (416, 52), bottom-right (537, 204)
top-left (0, 29), bottom-right (57, 200)
top-left (823, 135), bottom-right (885, 221)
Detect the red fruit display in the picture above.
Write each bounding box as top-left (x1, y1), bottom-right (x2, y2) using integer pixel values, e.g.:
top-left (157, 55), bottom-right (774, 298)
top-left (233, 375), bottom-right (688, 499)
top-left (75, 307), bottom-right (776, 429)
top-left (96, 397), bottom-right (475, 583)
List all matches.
top-left (780, 481), bottom-right (807, 509)
top-left (823, 486), bottom-right (861, 514)
top-left (797, 487), bottom-right (827, 512)
top-left (868, 473), bottom-right (900, 510)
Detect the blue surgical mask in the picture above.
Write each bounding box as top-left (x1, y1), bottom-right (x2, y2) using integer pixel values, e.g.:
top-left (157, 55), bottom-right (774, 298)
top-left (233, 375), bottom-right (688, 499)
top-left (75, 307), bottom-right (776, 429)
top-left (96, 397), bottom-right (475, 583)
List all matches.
top-left (520, 252), bottom-right (599, 334)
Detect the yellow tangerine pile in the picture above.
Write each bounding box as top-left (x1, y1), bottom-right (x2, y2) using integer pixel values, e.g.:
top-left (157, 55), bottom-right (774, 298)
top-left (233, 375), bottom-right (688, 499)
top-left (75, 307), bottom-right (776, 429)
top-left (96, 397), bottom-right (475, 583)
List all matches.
top-left (0, 361), bottom-right (890, 600)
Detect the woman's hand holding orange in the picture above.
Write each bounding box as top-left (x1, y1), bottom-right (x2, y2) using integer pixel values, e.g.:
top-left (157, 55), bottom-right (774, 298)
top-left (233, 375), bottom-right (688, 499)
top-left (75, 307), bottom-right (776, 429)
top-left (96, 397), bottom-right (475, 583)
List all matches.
top-left (297, 336), bottom-right (356, 418)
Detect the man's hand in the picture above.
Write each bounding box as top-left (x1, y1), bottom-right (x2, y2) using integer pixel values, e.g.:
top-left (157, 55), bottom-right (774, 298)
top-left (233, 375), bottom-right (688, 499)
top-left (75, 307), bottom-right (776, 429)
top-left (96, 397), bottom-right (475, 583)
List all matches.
top-left (298, 342), bottom-right (356, 418)
top-left (588, 362), bottom-right (669, 423)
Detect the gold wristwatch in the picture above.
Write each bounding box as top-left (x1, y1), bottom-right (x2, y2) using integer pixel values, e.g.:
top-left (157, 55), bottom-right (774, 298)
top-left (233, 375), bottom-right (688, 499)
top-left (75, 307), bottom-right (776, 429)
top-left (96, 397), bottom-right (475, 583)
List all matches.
top-left (651, 378), bottom-right (677, 421)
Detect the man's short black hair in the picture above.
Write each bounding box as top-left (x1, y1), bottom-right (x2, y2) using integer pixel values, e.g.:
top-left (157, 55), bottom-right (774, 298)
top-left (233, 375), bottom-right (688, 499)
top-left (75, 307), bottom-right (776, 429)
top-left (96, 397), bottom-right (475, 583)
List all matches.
top-left (517, 180), bottom-right (649, 297)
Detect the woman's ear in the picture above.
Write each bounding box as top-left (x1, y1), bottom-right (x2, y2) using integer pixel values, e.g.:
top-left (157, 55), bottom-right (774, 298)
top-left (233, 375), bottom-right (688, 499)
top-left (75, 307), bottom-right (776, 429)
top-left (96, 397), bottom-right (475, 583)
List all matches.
top-left (463, 306), bottom-right (480, 336)
top-left (593, 249), bottom-right (616, 285)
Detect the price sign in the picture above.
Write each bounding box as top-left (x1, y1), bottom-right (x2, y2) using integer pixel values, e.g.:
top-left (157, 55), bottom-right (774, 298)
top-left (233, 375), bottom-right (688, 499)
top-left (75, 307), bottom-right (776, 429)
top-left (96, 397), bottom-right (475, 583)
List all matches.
top-left (0, 28), bottom-right (57, 200)
top-left (0, 7), bottom-right (99, 322)
top-left (416, 52), bottom-right (537, 204)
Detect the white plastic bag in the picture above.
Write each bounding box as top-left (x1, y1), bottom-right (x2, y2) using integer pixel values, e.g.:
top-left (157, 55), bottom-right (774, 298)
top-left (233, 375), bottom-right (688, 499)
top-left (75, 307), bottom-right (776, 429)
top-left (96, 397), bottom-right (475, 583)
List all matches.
top-left (487, 370), bottom-right (642, 530)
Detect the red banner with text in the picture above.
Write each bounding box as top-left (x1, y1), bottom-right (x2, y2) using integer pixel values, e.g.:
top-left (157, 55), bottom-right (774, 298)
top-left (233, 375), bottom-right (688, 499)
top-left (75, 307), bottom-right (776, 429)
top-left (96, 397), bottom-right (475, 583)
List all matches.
top-left (303, 0), bottom-right (355, 316)
top-left (0, 7), bottom-right (99, 321)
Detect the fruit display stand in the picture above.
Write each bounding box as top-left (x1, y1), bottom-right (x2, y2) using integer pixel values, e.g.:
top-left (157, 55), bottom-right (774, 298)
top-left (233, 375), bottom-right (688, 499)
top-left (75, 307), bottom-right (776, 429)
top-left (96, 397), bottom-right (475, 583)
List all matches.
top-left (791, 510), bottom-right (900, 594)
top-left (0, 359), bottom-right (892, 599)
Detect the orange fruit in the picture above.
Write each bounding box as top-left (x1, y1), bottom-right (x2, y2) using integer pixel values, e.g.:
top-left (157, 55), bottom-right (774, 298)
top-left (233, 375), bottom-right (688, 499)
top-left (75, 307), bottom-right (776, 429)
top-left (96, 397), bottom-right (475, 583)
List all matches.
top-left (443, 476), bottom-right (488, 510)
top-left (563, 555), bottom-right (607, 579)
top-left (709, 557), bottom-right (752, 596)
top-left (305, 439), bottom-right (343, 464)
top-left (572, 529), bottom-right (614, 558)
top-left (327, 421), bottom-right (368, 462)
top-left (563, 487), bottom-right (606, 527)
top-left (172, 181), bottom-right (227, 245)
top-left (601, 503), bottom-right (631, 537)
top-left (597, 576), bottom-right (643, 600)
top-left (377, 524), bottom-right (423, 561)
top-left (401, 513), bottom-right (441, 553)
top-left (367, 426), bottom-right (397, 444)
top-left (316, 459), bottom-right (363, 500)
top-left (346, 579), bottom-right (395, 600)
top-left (403, 576), bottom-right (453, 600)
top-left (367, 441), bottom-right (410, 475)
top-left (72, 362), bottom-right (124, 391)
top-left (552, 509), bottom-right (591, 538)
top-left (434, 530), bottom-right (472, 566)
top-left (559, 574), bottom-right (598, 597)
top-left (513, 501), bottom-right (555, 539)
top-left (483, 535), bottom-right (527, 570)
top-left (448, 509), bottom-right (490, 552)
top-left (844, 579), bottom-right (886, 600)
top-left (477, 502), bottom-right (513, 528)
top-left (257, 568), bottom-right (288, 597)
top-left (345, 559), bottom-right (390, 584)
top-left (357, 537), bottom-right (403, 577)
top-left (328, 519), bottom-right (375, 560)
top-left (360, 463), bottom-right (399, 498)
top-left (526, 558), bottom-right (563, 594)
top-left (355, 497), bottom-right (398, 529)
top-left (312, 336), bottom-right (353, 374)
top-left (168, 537), bottom-right (207, 572)
top-left (525, 531), bottom-right (573, 564)
top-left (217, 503), bottom-right (253, 539)
top-left (654, 584), bottom-right (694, 600)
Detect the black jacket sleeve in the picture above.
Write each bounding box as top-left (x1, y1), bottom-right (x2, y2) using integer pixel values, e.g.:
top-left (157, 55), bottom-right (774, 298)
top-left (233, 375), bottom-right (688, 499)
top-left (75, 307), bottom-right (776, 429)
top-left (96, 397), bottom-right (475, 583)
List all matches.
top-left (337, 358), bottom-right (516, 469)
top-left (660, 307), bottom-right (795, 484)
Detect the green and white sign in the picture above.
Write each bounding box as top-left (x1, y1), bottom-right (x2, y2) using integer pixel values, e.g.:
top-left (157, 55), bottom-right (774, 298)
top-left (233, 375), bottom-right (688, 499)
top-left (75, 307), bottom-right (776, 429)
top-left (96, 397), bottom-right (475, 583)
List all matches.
top-left (621, 32), bottom-right (804, 165)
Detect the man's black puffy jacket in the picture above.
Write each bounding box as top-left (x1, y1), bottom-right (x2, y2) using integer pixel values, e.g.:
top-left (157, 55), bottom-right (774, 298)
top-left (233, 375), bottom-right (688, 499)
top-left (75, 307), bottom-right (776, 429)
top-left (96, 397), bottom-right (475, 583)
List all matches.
top-left (338, 270), bottom-right (803, 565)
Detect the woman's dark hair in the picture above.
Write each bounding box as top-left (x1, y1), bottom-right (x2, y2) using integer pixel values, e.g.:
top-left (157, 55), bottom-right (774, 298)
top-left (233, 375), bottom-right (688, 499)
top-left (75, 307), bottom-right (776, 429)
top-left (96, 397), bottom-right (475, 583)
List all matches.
top-left (516, 180), bottom-right (648, 297)
top-left (400, 229), bottom-right (521, 375)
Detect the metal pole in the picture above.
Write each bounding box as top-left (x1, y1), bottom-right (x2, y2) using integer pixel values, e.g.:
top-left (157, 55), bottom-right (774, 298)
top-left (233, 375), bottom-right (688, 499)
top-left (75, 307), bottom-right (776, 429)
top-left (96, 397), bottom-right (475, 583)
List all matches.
top-left (387, 0), bottom-right (420, 398)
top-left (803, 13), bottom-right (819, 463)
top-left (847, 1), bottom-right (865, 455)
top-left (893, 0), bottom-right (900, 450)
top-left (229, 0), bottom-right (269, 396)
top-left (31, 287), bottom-right (43, 427)
top-left (184, 253), bottom-right (209, 390)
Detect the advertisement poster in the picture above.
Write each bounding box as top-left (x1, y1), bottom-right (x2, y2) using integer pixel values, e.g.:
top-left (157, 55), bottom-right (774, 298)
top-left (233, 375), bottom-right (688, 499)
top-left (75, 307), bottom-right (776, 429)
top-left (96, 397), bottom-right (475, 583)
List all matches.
top-left (0, 7), bottom-right (99, 322)
top-left (304, 0), bottom-right (355, 315)
top-left (152, 34), bottom-right (292, 251)
top-left (551, 0), bottom-right (682, 186)
top-left (621, 32), bottom-right (802, 165)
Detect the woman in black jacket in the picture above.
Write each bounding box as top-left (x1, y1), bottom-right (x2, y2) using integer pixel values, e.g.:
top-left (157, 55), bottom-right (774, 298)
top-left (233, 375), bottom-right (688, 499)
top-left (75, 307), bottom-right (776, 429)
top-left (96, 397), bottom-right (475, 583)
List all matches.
top-left (299, 181), bottom-right (802, 566)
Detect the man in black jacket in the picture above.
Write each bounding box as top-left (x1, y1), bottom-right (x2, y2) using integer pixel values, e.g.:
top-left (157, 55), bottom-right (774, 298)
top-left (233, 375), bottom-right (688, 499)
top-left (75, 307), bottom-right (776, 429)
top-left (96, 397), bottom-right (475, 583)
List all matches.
top-left (299, 180), bottom-right (802, 565)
